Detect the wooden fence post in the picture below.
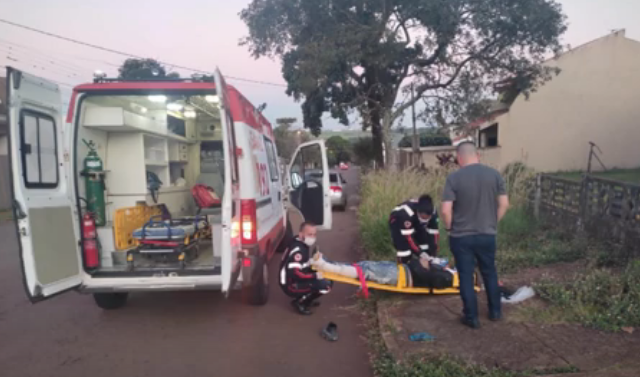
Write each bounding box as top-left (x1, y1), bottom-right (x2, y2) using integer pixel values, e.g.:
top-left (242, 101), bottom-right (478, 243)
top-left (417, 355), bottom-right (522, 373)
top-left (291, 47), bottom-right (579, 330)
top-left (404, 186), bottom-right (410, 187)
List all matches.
top-left (534, 174), bottom-right (542, 220)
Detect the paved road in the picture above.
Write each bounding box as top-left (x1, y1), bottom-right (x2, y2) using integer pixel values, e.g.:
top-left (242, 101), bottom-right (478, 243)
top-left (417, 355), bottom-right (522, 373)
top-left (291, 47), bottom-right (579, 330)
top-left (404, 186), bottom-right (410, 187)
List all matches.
top-left (0, 168), bottom-right (371, 377)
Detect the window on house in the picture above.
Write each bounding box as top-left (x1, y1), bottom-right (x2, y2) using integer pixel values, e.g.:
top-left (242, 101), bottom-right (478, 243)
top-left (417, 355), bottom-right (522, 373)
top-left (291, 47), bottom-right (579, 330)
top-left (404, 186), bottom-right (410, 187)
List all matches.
top-left (20, 110), bottom-right (59, 188)
top-left (479, 123), bottom-right (499, 148)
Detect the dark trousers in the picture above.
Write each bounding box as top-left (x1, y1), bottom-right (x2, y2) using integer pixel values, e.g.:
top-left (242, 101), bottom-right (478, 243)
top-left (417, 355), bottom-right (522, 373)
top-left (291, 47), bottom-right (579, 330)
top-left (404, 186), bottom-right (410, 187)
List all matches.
top-left (281, 279), bottom-right (332, 306)
top-left (450, 234), bottom-right (500, 321)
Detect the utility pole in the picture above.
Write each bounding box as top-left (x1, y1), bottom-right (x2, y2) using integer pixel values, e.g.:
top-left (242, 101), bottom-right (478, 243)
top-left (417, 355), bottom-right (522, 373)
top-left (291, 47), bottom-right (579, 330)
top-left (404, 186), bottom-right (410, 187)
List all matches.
top-left (411, 83), bottom-right (419, 165)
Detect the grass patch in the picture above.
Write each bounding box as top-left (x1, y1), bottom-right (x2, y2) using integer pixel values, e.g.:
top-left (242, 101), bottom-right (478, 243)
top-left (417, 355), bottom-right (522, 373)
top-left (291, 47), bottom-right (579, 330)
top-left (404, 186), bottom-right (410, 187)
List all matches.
top-left (555, 167), bottom-right (640, 185)
top-left (357, 164), bottom-right (585, 274)
top-left (533, 261), bottom-right (640, 332)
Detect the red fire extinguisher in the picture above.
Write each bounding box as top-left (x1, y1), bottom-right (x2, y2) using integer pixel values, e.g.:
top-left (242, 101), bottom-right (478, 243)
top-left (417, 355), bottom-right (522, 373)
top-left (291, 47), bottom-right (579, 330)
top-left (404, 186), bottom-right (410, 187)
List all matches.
top-left (82, 212), bottom-right (100, 269)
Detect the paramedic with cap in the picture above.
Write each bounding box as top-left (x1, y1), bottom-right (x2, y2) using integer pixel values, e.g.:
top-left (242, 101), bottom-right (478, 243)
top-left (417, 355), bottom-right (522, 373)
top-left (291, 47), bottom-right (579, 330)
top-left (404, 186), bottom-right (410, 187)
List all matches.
top-left (279, 222), bottom-right (332, 315)
top-left (388, 195), bottom-right (441, 284)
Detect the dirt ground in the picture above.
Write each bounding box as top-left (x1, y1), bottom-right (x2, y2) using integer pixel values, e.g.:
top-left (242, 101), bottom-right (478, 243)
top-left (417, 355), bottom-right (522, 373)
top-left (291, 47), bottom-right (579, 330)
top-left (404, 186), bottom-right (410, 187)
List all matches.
top-left (377, 263), bottom-right (640, 376)
top-left (0, 169), bottom-right (372, 377)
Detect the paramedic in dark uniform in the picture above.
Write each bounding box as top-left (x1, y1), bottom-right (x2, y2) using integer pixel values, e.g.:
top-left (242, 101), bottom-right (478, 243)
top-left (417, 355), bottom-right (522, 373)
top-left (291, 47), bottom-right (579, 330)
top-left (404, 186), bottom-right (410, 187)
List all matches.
top-left (388, 195), bottom-right (440, 285)
top-left (279, 222), bottom-right (332, 315)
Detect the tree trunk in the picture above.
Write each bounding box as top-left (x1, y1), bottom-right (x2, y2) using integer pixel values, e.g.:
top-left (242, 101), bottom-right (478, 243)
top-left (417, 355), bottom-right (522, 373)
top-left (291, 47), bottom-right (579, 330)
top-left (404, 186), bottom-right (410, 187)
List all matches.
top-left (381, 109), bottom-right (395, 171)
top-left (368, 101), bottom-right (385, 168)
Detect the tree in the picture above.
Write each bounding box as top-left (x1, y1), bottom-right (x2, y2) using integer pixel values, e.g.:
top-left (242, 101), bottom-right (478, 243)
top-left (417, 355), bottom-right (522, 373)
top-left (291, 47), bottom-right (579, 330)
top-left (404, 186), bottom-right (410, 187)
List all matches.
top-left (351, 137), bottom-right (376, 167)
top-left (118, 58), bottom-right (180, 80)
top-left (325, 135), bottom-right (352, 166)
top-left (273, 118), bottom-right (311, 159)
top-left (240, 0), bottom-right (567, 167)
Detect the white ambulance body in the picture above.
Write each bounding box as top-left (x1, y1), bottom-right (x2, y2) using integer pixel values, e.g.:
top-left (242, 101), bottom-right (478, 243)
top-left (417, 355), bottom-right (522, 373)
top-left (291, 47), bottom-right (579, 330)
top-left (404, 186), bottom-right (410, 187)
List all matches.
top-left (5, 67), bottom-right (332, 309)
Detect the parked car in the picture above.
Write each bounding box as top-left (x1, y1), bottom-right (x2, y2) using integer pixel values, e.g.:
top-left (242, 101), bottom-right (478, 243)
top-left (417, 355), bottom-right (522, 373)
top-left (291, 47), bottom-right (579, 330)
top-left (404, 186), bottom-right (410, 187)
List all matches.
top-left (339, 162), bottom-right (349, 170)
top-left (304, 169), bottom-right (348, 211)
top-left (4, 67), bottom-right (333, 309)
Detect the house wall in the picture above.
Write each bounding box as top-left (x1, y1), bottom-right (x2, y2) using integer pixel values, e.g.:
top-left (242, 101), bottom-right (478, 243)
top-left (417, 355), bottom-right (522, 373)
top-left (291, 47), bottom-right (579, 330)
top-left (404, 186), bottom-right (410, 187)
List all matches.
top-left (397, 145), bottom-right (503, 170)
top-left (499, 31), bottom-right (640, 172)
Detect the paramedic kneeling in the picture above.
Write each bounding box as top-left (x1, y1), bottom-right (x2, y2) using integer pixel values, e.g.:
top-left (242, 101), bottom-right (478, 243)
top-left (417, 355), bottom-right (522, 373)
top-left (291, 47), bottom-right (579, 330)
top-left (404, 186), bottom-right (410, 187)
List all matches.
top-left (279, 222), bottom-right (332, 315)
top-left (389, 195), bottom-right (440, 286)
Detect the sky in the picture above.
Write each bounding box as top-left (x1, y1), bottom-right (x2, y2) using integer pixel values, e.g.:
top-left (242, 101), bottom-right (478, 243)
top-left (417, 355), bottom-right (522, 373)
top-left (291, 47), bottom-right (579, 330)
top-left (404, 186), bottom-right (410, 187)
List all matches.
top-left (0, 0), bottom-right (638, 131)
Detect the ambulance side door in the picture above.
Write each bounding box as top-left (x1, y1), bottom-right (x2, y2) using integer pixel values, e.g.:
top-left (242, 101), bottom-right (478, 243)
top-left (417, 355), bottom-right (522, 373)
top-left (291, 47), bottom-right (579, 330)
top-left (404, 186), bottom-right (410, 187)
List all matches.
top-left (6, 67), bottom-right (82, 301)
top-left (213, 68), bottom-right (242, 296)
top-left (287, 140), bottom-right (332, 230)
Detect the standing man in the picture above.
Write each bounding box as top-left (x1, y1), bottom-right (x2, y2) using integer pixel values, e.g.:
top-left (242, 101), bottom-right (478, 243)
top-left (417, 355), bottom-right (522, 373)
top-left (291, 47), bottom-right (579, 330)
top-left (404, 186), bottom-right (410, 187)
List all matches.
top-left (441, 142), bottom-right (509, 329)
top-left (279, 222), bottom-right (332, 315)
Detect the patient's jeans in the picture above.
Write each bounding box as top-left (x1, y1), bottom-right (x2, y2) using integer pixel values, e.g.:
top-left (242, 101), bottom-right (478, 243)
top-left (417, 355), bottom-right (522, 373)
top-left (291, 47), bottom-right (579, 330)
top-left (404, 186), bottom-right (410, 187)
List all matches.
top-left (450, 235), bottom-right (500, 321)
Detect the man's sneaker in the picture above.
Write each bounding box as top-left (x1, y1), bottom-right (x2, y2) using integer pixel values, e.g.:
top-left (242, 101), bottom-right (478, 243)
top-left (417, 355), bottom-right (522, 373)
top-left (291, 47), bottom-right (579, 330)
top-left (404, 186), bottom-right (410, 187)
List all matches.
top-left (489, 313), bottom-right (502, 322)
top-left (460, 317), bottom-right (481, 329)
top-left (309, 301), bottom-right (321, 308)
top-left (291, 300), bottom-right (311, 315)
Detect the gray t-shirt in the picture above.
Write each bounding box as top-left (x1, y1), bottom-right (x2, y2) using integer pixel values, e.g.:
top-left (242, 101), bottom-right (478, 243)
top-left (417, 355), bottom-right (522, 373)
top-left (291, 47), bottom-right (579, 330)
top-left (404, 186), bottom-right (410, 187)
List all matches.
top-left (442, 164), bottom-right (507, 237)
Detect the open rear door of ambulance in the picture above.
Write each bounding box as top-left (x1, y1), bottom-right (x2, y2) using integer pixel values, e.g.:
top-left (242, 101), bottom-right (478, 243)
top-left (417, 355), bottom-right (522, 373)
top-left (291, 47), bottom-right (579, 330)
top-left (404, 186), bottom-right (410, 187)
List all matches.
top-left (287, 140), bottom-right (332, 230)
top-left (6, 68), bottom-right (82, 302)
top-left (213, 68), bottom-right (242, 297)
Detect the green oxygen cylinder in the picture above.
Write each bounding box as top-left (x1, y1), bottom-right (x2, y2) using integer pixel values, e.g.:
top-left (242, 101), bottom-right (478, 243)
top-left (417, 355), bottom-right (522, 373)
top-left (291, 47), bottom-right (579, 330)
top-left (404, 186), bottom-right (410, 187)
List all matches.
top-left (82, 139), bottom-right (106, 226)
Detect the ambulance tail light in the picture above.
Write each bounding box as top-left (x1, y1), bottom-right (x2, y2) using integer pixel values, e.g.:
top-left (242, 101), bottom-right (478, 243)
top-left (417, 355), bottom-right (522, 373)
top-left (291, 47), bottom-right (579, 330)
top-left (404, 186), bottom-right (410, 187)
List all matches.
top-left (240, 199), bottom-right (257, 245)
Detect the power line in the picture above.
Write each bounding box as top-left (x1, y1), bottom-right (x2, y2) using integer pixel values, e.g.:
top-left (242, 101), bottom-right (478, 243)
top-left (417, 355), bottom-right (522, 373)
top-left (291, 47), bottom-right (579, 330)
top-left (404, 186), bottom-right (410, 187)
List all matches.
top-left (0, 18), bottom-right (288, 88)
top-left (0, 64), bottom-right (76, 88)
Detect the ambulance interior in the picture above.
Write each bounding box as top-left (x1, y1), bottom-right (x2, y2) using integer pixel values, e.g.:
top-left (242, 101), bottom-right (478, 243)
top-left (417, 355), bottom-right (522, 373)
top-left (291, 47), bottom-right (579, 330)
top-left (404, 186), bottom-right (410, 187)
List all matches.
top-left (75, 92), bottom-right (227, 274)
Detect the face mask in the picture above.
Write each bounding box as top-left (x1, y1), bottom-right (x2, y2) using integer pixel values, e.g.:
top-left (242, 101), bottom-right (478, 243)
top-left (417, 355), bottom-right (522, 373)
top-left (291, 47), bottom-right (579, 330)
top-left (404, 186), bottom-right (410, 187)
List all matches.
top-left (304, 237), bottom-right (316, 247)
top-left (419, 217), bottom-right (431, 224)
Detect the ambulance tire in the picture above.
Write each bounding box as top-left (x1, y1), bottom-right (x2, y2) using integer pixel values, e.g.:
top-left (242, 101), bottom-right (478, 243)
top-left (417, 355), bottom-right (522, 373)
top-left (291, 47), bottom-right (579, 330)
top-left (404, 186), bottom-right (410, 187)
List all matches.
top-left (244, 255), bottom-right (270, 306)
top-left (93, 292), bottom-right (129, 310)
top-left (276, 219), bottom-right (294, 254)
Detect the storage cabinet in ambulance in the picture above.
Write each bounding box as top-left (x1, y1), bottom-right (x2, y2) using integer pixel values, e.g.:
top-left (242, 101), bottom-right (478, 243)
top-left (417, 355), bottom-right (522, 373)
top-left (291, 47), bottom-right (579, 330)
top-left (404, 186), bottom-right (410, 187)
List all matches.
top-left (5, 67), bottom-right (332, 309)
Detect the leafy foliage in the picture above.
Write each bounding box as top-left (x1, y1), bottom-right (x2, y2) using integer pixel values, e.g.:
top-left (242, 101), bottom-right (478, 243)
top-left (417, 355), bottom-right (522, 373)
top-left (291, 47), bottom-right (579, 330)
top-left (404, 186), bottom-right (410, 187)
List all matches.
top-left (240, 0), bottom-right (567, 165)
top-left (436, 152), bottom-right (458, 167)
top-left (325, 135), bottom-right (352, 166)
top-left (118, 58), bottom-right (180, 80)
top-left (351, 137), bottom-right (377, 167)
top-left (273, 119), bottom-right (311, 159)
top-left (398, 134), bottom-right (452, 148)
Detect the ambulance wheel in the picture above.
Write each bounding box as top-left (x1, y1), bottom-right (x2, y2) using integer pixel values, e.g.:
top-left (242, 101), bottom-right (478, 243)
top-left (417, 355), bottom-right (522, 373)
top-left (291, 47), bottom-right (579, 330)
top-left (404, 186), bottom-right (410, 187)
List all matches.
top-left (276, 219), bottom-right (294, 254)
top-left (244, 256), bottom-right (269, 306)
top-left (93, 292), bottom-right (129, 310)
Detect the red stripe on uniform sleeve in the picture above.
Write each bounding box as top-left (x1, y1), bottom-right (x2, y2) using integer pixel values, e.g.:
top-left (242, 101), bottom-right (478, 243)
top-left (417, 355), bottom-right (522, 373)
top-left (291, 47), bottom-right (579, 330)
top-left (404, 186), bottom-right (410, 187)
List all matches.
top-left (294, 269), bottom-right (315, 280)
top-left (406, 236), bottom-right (420, 253)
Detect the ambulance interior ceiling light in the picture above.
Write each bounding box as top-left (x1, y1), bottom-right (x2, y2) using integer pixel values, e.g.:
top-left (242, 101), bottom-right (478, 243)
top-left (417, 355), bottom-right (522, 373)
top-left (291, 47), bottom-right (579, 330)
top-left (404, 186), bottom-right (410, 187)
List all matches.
top-left (148, 95), bottom-right (167, 103)
top-left (167, 103), bottom-right (184, 111)
top-left (205, 95), bottom-right (220, 104)
top-left (130, 103), bottom-right (148, 113)
top-left (184, 110), bottom-right (197, 119)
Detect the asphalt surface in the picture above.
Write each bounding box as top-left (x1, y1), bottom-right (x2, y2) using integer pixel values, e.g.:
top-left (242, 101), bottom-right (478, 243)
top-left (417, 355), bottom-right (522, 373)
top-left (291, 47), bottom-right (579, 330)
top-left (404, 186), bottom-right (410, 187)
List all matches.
top-left (0, 168), bottom-right (371, 377)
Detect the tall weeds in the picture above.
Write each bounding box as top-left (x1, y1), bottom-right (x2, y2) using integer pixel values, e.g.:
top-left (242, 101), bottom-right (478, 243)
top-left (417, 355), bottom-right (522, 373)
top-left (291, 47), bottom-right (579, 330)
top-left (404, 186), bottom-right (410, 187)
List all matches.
top-left (358, 163), bottom-right (534, 261)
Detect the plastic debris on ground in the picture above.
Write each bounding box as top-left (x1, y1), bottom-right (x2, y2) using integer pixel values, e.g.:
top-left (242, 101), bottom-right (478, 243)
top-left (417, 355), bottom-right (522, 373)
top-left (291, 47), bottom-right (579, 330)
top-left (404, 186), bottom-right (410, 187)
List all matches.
top-left (409, 332), bottom-right (436, 342)
top-left (501, 286), bottom-right (535, 304)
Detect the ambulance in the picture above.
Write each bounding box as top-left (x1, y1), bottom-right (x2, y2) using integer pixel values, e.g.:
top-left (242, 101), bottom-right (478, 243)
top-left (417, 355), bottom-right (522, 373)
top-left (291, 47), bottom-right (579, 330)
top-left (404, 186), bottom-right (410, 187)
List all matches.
top-left (5, 67), bottom-right (332, 309)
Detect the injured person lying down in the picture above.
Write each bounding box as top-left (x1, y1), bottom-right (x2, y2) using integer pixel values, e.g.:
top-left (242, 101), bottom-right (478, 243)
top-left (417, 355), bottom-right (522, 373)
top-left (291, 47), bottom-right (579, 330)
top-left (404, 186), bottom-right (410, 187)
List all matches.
top-left (310, 251), bottom-right (457, 290)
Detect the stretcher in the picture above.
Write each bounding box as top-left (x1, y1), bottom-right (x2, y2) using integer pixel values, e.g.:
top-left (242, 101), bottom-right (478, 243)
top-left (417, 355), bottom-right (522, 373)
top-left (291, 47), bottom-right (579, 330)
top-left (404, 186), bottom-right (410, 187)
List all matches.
top-left (127, 215), bottom-right (209, 269)
top-left (318, 264), bottom-right (481, 297)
